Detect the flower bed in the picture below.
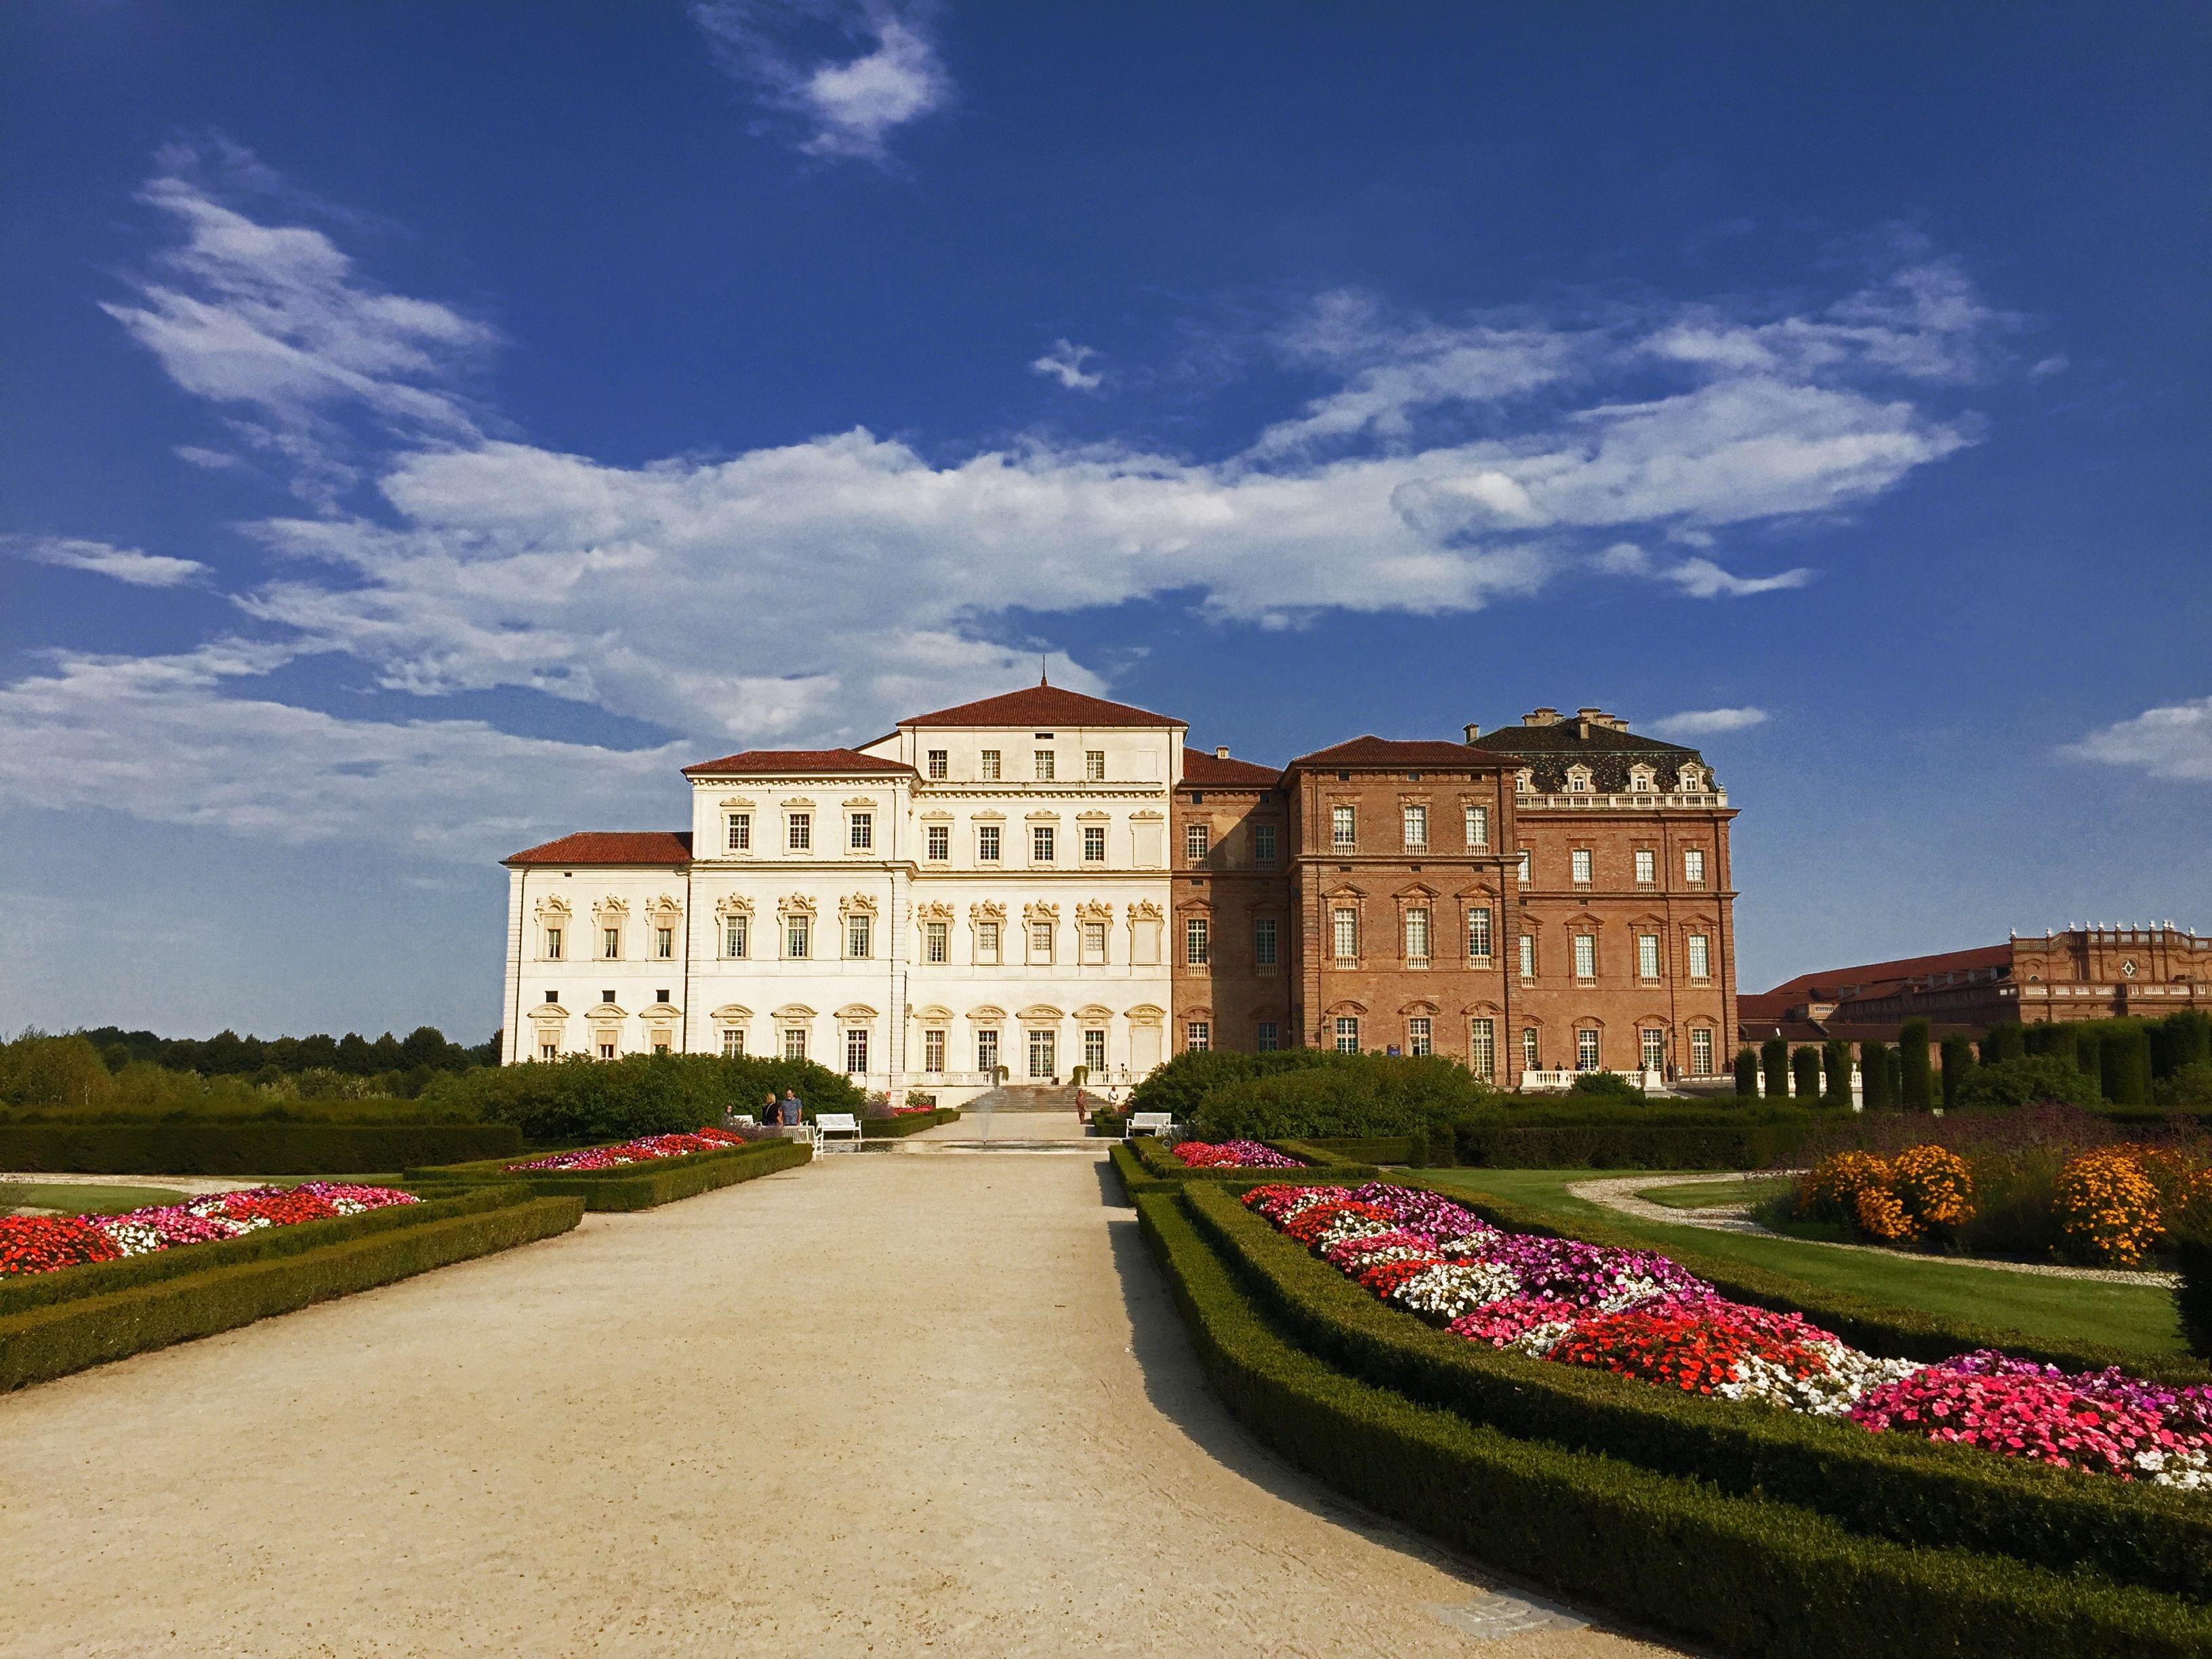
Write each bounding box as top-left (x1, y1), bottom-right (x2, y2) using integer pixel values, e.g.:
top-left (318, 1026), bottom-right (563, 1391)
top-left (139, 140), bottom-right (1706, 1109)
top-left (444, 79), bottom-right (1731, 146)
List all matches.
top-left (1242, 1181), bottom-right (2212, 1490)
top-left (1170, 1139), bottom-right (1305, 1170)
top-left (0, 1183), bottom-right (419, 1279)
top-left (506, 1126), bottom-right (746, 1172)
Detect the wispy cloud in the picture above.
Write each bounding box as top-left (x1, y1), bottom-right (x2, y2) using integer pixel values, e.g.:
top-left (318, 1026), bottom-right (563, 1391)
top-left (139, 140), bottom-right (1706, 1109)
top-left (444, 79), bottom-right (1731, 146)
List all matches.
top-left (7, 535), bottom-right (209, 589)
top-left (2062, 697), bottom-right (2212, 783)
top-left (691, 1), bottom-right (951, 162)
top-left (1031, 338), bottom-right (1103, 392)
top-left (1647, 706), bottom-right (1770, 738)
top-left (1595, 543), bottom-right (1813, 599)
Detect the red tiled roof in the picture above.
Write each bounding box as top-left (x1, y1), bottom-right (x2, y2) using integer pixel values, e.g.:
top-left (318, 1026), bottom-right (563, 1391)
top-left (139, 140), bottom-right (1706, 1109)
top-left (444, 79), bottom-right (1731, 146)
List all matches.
top-left (1286, 735), bottom-right (1495, 771)
top-left (1734, 991), bottom-right (1793, 1023)
top-left (1759, 943), bottom-right (2013, 1000)
top-left (900, 684), bottom-right (1185, 729)
top-left (1179, 749), bottom-right (1282, 788)
top-left (680, 747), bottom-right (914, 777)
top-left (505, 831), bottom-right (694, 866)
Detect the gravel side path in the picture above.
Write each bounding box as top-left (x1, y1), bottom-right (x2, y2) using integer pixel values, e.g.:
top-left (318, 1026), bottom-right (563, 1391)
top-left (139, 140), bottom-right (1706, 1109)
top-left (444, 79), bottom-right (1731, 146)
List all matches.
top-left (1, 1155), bottom-right (1673, 1658)
top-left (1570, 1172), bottom-right (2179, 1288)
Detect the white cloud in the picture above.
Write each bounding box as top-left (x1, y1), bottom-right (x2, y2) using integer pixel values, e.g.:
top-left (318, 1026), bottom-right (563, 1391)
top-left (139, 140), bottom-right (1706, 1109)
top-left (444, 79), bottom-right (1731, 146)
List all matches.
top-left (2062, 698), bottom-right (2212, 782)
top-left (691, 1), bottom-right (951, 161)
top-left (1031, 339), bottom-right (1103, 392)
top-left (7, 536), bottom-right (208, 588)
top-left (1647, 706), bottom-right (1770, 738)
top-left (1593, 543), bottom-right (1811, 599)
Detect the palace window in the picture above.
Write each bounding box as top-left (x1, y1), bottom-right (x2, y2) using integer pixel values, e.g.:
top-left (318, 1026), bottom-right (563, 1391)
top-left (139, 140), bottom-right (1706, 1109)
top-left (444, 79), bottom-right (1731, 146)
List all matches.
top-left (1404, 907), bottom-right (1431, 964)
top-left (787, 813), bottom-right (812, 852)
top-left (1573, 934), bottom-right (1597, 981)
top-left (1572, 848), bottom-right (1593, 886)
top-left (783, 1027), bottom-right (807, 1062)
top-left (926, 823), bottom-right (949, 861)
top-left (848, 813), bottom-right (873, 851)
top-left (1402, 804), bottom-right (1427, 851)
top-left (1027, 1028), bottom-right (1056, 1079)
top-left (924, 1029), bottom-right (945, 1073)
top-left (785, 916), bottom-right (811, 959)
top-left (1408, 1016), bottom-right (1431, 1057)
top-left (1576, 1028), bottom-right (1601, 1071)
top-left (1186, 1021), bottom-right (1210, 1052)
top-left (981, 750), bottom-right (1002, 780)
top-left (1078, 1028), bottom-right (1103, 1073)
top-left (1254, 823), bottom-right (1277, 866)
top-left (1684, 847), bottom-right (1706, 886)
top-left (1641, 1027), bottom-right (1665, 1073)
top-left (539, 1042), bottom-right (558, 1062)
top-left (1522, 1027), bottom-right (1540, 1071)
top-left (1519, 933), bottom-right (1536, 979)
top-left (1082, 824), bottom-right (1105, 862)
top-left (1334, 1016), bottom-right (1360, 1054)
top-left (1690, 1028), bottom-right (1714, 1077)
top-left (977, 1028), bottom-right (1000, 1074)
top-left (1032, 825), bottom-right (1054, 863)
top-left (1635, 848), bottom-right (1656, 886)
top-left (1185, 822), bottom-right (1210, 864)
top-left (926, 749), bottom-right (948, 779)
top-left (1332, 907), bottom-right (1358, 962)
top-left (1254, 916), bottom-right (1278, 968)
top-left (724, 916), bottom-right (747, 959)
top-left (845, 1028), bottom-right (869, 1076)
top-left (726, 812), bottom-right (751, 852)
top-left (1467, 905), bottom-right (1492, 961)
top-left (1568, 767), bottom-right (1591, 793)
top-left (655, 926), bottom-right (674, 960)
top-left (1257, 1021), bottom-right (1279, 1052)
top-left (1687, 933), bottom-right (1711, 981)
top-left (1470, 1017), bottom-right (1496, 1080)
top-left (1034, 749), bottom-right (1055, 781)
top-left (1029, 921), bottom-right (1054, 963)
top-left (978, 824), bottom-right (1001, 862)
top-left (602, 926), bottom-right (622, 960)
top-left (1518, 848), bottom-right (1532, 885)
top-left (1637, 934), bottom-right (1660, 981)
top-left (544, 926), bottom-right (563, 961)
top-left (1082, 920), bottom-right (1107, 964)
top-left (721, 1029), bottom-right (745, 1059)
top-left (1086, 749), bottom-right (1105, 781)
top-left (1465, 804), bottom-right (1489, 849)
top-left (1331, 805), bottom-right (1356, 848)
top-left (1185, 916), bottom-right (1209, 965)
top-left (598, 1041), bottom-right (617, 1061)
top-left (925, 921), bottom-right (948, 963)
top-left (846, 915), bottom-right (872, 959)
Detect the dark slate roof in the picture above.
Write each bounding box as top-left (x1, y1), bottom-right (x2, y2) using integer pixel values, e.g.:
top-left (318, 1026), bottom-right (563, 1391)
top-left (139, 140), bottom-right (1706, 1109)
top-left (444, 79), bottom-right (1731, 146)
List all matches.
top-left (1179, 750), bottom-right (1282, 788)
top-left (506, 831), bottom-right (694, 866)
top-left (900, 684), bottom-right (1185, 729)
top-left (680, 747), bottom-right (914, 777)
top-left (1286, 735), bottom-right (1496, 771)
top-left (1473, 718), bottom-right (1708, 792)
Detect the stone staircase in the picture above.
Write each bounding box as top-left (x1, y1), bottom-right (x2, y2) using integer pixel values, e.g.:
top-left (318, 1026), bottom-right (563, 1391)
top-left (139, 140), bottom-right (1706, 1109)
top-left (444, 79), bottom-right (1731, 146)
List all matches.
top-left (971, 1084), bottom-right (1090, 1113)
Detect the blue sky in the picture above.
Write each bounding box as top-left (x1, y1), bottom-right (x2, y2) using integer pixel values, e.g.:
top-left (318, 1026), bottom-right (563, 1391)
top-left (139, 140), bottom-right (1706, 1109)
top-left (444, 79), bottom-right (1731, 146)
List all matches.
top-left (3, 3), bottom-right (2207, 1042)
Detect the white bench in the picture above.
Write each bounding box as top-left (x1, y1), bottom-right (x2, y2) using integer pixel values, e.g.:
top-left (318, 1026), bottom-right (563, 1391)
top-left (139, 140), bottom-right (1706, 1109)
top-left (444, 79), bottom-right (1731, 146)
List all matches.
top-left (814, 1111), bottom-right (863, 1151)
top-left (1126, 1111), bottom-right (1179, 1143)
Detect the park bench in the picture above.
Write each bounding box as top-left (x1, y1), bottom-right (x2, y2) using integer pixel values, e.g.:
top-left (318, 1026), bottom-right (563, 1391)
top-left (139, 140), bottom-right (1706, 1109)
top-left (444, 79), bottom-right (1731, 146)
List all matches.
top-left (815, 1111), bottom-right (863, 1151)
top-left (1126, 1111), bottom-right (1179, 1143)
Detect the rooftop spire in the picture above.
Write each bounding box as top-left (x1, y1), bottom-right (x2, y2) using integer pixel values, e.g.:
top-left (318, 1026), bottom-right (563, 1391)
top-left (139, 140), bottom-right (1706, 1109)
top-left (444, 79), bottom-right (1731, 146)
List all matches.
top-left (1039, 655), bottom-right (1049, 687)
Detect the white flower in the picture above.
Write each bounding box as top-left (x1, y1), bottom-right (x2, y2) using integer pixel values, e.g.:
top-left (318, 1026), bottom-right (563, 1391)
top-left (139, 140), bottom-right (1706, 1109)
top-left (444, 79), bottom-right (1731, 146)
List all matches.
top-left (1389, 1261), bottom-right (1521, 1319)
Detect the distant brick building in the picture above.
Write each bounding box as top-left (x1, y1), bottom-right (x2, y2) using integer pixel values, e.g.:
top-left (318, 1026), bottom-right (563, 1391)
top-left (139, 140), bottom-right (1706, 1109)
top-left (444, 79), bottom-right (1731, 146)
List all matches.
top-left (1175, 707), bottom-right (1739, 1087)
top-left (1740, 925), bottom-right (2212, 1051)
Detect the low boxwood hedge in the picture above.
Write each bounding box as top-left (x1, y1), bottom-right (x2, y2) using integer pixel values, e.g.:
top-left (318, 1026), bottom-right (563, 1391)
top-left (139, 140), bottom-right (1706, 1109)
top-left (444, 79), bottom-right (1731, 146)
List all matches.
top-left (1453, 1111), bottom-right (1819, 1169)
top-left (1135, 1187), bottom-right (2212, 1658)
top-left (1433, 1179), bottom-right (2211, 1385)
top-left (1124, 1136), bottom-right (1377, 1184)
top-left (405, 1136), bottom-right (811, 1210)
top-left (1296, 1135), bottom-right (1419, 1165)
top-left (0, 1185), bottom-right (581, 1391)
top-left (0, 1120), bottom-right (523, 1175)
top-left (1181, 1183), bottom-right (2212, 1601)
top-left (861, 1108), bottom-right (961, 1139)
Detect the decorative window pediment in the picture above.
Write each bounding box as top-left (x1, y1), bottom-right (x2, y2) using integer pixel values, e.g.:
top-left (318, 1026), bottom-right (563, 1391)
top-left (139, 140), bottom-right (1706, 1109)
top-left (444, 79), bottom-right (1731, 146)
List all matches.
top-left (1628, 766), bottom-right (1656, 792)
top-left (1023, 900), bottom-right (1061, 923)
top-left (710, 1003), bottom-right (753, 1023)
top-left (592, 897), bottom-right (630, 926)
top-left (1124, 1003), bottom-right (1165, 1023)
top-left (1127, 900), bottom-right (1162, 922)
top-left (535, 895), bottom-right (572, 922)
top-left (1322, 998), bottom-right (1369, 1017)
top-left (1394, 882), bottom-right (1439, 900)
top-left (1018, 1004), bottom-right (1063, 1023)
top-left (836, 1003), bottom-right (880, 1023)
top-left (840, 893), bottom-right (879, 918)
top-left (715, 895), bottom-right (754, 918)
top-left (778, 893), bottom-right (818, 918)
top-left (528, 1001), bottom-right (569, 1021)
top-left (1074, 899), bottom-right (1114, 923)
top-left (966, 1004), bottom-right (1007, 1023)
top-left (1515, 769), bottom-right (1533, 792)
top-left (773, 1002), bottom-right (817, 1022)
top-left (1073, 1003), bottom-right (1113, 1022)
top-left (1565, 765), bottom-right (1593, 792)
top-left (970, 900), bottom-right (1006, 923)
top-left (647, 895), bottom-right (682, 926)
top-left (915, 900), bottom-right (954, 923)
top-left (1398, 998), bottom-right (1440, 1017)
top-left (912, 1004), bottom-right (954, 1023)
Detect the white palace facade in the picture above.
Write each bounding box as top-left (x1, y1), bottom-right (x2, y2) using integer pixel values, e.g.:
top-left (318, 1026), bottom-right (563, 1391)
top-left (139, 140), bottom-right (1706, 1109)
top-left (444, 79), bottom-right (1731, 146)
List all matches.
top-left (501, 685), bottom-right (1186, 1098)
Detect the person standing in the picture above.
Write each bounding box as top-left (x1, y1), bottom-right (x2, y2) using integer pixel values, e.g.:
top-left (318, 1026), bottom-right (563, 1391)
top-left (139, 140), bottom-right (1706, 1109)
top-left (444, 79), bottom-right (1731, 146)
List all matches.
top-left (780, 1088), bottom-right (802, 1127)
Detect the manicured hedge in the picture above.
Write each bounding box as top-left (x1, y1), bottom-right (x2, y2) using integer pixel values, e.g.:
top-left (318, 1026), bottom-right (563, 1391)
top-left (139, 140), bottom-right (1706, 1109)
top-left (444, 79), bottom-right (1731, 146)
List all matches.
top-left (0, 1119), bottom-right (522, 1175)
top-left (406, 1136), bottom-right (811, 1210)
top-left (2177, 1216), bottom-right (2212, 1361)
top-left (1452, 1109), bottom-right (1825, 1170)
top-left (1136, 1188), bottom-right (2210, 1659)
top-left (1297, 1135), bottom-right (1420, 1165)
top-left (0, 1186), bottom-right (581, 1391)
top-left (1182, 1183), bottom-right (2212, 1601)
top-left (861, 1108), bottom-right (960, 1139)
top-left (1123, 1136), bottom-right (1378, 1184)
top-left (1109, 1142), bottom-right (1357, 1200)
top-left (424, 1051), bottom-right (863, 1143)
top-left (1433, 1179), bottom-right (2211, 1385)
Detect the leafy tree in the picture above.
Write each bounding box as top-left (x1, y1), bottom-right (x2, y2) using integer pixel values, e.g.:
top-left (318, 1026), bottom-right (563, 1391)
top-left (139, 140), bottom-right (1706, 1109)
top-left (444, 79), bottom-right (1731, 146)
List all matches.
top-left (1939, 1033), bottom-right (1975, 1111)
top-left (0, 1034), bottom-right (112, 1107)
top-left (1860, 1040), bottom-right (1892, 1110)
top-left (1955, 1054), bottom-right (2102, 1112)
top-left (1898, 1018), bottom-right (1934, 1110)
top-left (1759, 1036), bottom-right (1789, 1099)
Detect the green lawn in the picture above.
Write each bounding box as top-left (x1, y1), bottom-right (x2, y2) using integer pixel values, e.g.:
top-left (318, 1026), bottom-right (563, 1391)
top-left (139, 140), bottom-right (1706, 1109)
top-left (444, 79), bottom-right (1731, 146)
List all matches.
top-left (1419, 1166), bottom-right (2189, 1360)
top-left (1635, 1174), bottom-right (1794, 1210)
top-left (0, 1180), bottom-right (192, 1214)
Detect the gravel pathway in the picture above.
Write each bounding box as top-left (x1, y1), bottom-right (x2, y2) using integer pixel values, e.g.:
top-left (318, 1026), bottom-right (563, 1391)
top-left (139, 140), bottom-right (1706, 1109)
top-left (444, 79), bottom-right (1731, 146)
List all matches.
top-left (1, 1154), bottom-right (1675, 1658)
top-left (1570, 1172), bottom-right (2179, 1288)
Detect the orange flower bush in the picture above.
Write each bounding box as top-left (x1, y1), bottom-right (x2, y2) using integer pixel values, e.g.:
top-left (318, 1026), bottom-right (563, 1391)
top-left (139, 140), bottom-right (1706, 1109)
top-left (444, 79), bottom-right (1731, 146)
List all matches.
top-left (2053, 1150), bottom-right (2164, 1267)
top-left (1796, 1150), bottom-right (1888, 1223)
top-left (1798, 1145), bottom-right (1974, 1246)
top-left (1888, 1143), bottom-right (1974, 1230)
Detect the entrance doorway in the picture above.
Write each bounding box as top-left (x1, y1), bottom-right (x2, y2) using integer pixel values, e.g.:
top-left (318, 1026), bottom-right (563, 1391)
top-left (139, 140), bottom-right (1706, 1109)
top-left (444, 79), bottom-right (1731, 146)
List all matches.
top-left (1026, 1027), bottom-right (1057, 1080)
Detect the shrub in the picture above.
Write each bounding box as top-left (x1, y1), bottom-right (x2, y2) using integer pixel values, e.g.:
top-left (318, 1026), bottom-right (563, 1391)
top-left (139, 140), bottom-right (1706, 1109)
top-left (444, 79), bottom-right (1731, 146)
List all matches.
top-left (1941, 1033), bottom-right (1976, 1111)
top-left (2051, 1151), bottom-right (2163, 1267)
top-left (1822, 1039), bottom-right (1851, 1105)
top-left (1899, 1019), bottom-right (1934, 1110)
top-left (1954, 1056), bottom-right (2103, 1113)
top-left (1860, 1041), bottom-right (1892, 1110)
top-left (1565, 1069), bottom-right (1643, 1102)
top-left (1980, 1021), bottom-right (2027, 1065)
top-left (407, 1136), bottom-right (810, 1210)
top-left (2100, 1022), bottom-right (2155, 1108)
top-left (1188, 1054), bottom-right (1503, 1141)
top-left (1760, 1036), bottom-right (1788, 1099)
top-left (1734, 1047), bottom-right (1758, 1098)
top-left (2151, 1011), bottom-right (2212, 1081)
top-left (2166, 1062), bottom-right (2212, 1112)
top-left (422, 1052), bottom-right (861, 1143)
top-left (1127, 1047), bottom-right (1364, 1122)
top-left (0, 1120), bottom-right (522, 1175)
top-left (2175, 1203), bottom-right (2212, 1360)
top-left (1791, 1046), bottom-right (1821, 1099)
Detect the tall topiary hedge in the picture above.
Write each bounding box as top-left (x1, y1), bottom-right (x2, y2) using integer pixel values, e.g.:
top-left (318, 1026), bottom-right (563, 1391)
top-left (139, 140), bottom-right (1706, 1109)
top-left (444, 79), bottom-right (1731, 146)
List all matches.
top-left (1980, 1021), bottom-right (2026, 1065)
top-left (1822, 1039), bottom-right (1852, 1106)
top-left (1760, 1036), bottom-right (1789, 1099)
top-left (1860, 1040), bottom-right (1892, 1110)
top-left (1898, 1018), bottom-right (1934, 1111)
top-left (2150, 1010), bottom-right (2212, 1080)
top-left (2099, 1021), bottom-right (2154, 1107)
top-left (1791, 1046), bottom-right (1820, 1099)
top-left (1940, 1033), bottom-right (1976, 1111)
top-left (1734, 1048), bottom-right (1759, 1098)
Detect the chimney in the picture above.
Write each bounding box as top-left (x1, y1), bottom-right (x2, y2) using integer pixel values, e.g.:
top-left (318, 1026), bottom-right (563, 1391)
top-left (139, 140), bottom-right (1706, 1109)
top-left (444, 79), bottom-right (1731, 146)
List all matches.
top-left (1523, 707), bottom-right (1559, 726)
top-left (1577, 706), bottom-right (1603, 721)
top-left (1214, 745), bottom-right (1229, 759)
top-left (1462, 722), bottom-right (1481, 743)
